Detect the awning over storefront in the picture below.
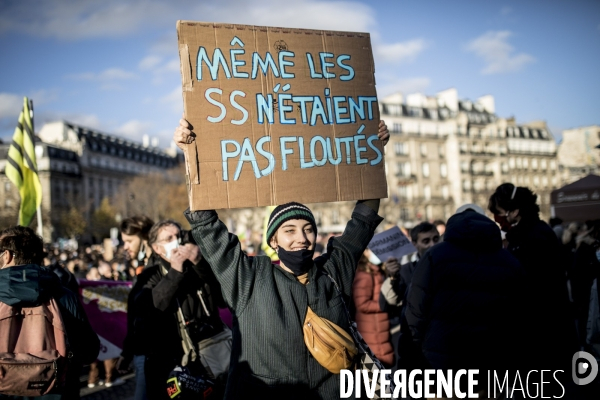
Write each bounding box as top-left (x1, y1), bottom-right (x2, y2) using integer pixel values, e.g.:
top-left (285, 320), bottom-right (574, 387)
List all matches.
top-left (550, 174), bottom-right (600, 222)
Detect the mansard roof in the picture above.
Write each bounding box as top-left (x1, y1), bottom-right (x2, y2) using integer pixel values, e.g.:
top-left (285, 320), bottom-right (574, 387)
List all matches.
top-left (64, 122), bottom-right (178, 168)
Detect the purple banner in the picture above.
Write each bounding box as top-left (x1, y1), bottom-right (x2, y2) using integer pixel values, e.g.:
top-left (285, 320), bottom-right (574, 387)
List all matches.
top-left (79, 280), bottom-right (132, 361)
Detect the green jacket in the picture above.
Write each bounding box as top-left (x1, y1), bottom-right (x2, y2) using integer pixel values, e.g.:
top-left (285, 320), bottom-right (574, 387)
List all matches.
top-left (185, 202), bottom-right (382, 400)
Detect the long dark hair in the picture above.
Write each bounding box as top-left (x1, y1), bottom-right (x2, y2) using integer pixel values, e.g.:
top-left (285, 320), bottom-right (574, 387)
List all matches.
top-left (488, 183), bottom-right (540, 219)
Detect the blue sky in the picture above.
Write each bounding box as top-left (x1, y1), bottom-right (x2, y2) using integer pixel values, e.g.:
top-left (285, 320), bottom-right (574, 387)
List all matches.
top-left (0, 0), bottom-right (598, 146)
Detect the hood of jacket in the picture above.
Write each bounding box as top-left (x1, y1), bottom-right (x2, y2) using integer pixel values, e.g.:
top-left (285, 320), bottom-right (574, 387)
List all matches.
top-left (0, 264), bottom-right (62, 307)
top-left (443, 210), bottom-right (502, 252)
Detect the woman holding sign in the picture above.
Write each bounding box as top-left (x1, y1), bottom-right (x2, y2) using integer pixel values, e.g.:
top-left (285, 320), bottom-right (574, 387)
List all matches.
top-left (173, 118), bottom-right (389, 399)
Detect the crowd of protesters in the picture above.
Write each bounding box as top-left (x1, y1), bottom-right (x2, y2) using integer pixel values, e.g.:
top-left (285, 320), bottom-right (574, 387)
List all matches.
top-left (2, 186), bottom-right (596, 399)
top-left (0, 119), bottom-right (598, 399)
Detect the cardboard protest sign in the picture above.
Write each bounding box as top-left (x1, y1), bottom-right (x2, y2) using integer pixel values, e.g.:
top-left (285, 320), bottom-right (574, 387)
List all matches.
top-left (368, 226), bottom-right (417, 262)
top-left (177, 21), bottom-right (387, 210)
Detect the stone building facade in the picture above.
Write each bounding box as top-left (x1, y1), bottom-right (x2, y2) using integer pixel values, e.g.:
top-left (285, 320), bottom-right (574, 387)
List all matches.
top-left (0, 121), bottom-right (179, 240)
top-left (379, 88), bottom-right (558, 227)
top-left (557, 125), bottom-right (600, 184)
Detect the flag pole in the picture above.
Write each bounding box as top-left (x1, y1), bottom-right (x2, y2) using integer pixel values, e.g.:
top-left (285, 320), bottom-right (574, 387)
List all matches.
top-left (30, 99), bottom-right (43, 238)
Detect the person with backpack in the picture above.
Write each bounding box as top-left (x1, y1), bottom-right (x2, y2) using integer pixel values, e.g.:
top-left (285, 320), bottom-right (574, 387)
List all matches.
top-left (0, 226), bottom-right (100, 400)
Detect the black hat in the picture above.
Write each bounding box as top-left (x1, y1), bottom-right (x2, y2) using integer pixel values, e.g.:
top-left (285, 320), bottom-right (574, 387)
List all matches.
top-left (266, 202), bottom-right (317, 247)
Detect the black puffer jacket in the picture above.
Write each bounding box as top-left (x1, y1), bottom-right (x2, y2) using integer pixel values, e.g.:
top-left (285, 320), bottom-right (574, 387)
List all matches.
top-left (405, 210), bottom-right (526, 372)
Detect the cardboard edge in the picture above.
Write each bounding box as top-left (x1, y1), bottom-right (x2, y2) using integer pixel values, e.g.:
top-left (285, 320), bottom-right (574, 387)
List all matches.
top-left (179, 44), bottom-right (193, 92)
top-left (175, 21), bottom-right (370, 38)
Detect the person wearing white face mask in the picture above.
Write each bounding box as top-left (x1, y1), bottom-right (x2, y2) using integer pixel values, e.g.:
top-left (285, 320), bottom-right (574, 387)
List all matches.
top-left (134, 220), bottom-right (227, 400)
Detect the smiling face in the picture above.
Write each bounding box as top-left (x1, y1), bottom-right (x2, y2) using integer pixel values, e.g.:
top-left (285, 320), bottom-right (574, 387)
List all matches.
top-left (269, 219), bottom-right (316, 252)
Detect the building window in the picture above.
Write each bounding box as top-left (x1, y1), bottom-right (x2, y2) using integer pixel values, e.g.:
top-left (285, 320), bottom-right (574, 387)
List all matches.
top-left (501, 162), bottom-right (509, 173)
top-left (424, 185), bottom-right (431, 200)
top-left (331, 209), bottom-right (339, 225)
top-left (400, 208), bottom-right (409, 221)
top-left (474, 180), bottom-right (484, 192)
top-left (5, 199), bottom-right (12, 207)
top-left (438, 145), bottom-right (444, 158)
top-left (550, 160), bottom-right (556, 170)
top-left (461, 161), bottom-right (469, 173)
top-left (462, 180), bottom-right (471, 191)
top-left (459, 142), bottom-right (468, 154)
top-left (426, 205), bottom-right (433, 220)
top-left (394, 142), bottom-right (407, 156)
top-left (392, 123), bottom-right (402, 133)
top-left (398, 186), bottom-right (411, 200)
top-left (541, 159), bottom-right (547, 169)
top-left (422, 163), bottom-right (430, 178)
top-left (542, 176), bottom-right (548, 188)
top-left (523, 158), bottom-right (529, 169)
top-left (420, 143), bottom-right (427, 157)
top-left (409, 107), bottom-right (420, 117)
top-left (472, 161), bottom-right (483, 174)
top-left (531, 159), bottom-right (538, 170)
top-left (440, 163), bottom-right (447, 178)
top-left (387, 104), bottom-right (401, 115)
top-left (442, 185), bottom-right (449, 199)
top-left (509, 157), bottom-right (515, 169)
top-left (4, 182), bottom-right (10, 192)
top-left (397, 162), bottom-right (411, 177)
top-left (398, 186), bottom-right (406, 199)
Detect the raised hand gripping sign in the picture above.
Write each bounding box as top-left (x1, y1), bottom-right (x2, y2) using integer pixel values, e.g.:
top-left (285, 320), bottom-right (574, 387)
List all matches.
top-left (177, 21), bottom-right (387, 210)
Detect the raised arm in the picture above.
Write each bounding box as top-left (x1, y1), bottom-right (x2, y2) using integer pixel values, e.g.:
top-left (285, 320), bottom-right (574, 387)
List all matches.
top-left (184, 209), bottom-right (258, 314)
top-left (322, 200), bottom-right (383, 297)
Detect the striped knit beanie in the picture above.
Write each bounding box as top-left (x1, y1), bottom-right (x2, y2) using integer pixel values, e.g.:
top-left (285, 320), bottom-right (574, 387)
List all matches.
top-left (266, 202), bottom-right (317, 247)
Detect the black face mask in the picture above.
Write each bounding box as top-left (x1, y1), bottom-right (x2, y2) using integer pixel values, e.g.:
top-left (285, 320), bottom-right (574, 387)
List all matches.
top-left (277, 247), bottom-right (314, 276)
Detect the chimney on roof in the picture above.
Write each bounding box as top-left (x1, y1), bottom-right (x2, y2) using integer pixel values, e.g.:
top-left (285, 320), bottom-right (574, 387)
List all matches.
top-left (142, 134), bottom-right (149, 148)
top-left (436, 88), bottom-right (458, 112)
top-left (477, 95), bottom-right (495, 114)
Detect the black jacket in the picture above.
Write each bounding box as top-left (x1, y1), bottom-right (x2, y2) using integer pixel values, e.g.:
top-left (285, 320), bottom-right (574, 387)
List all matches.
top-left (120, 253), bottom-right (161, 362)
top-left (505, 216), bottom-right (577, 368)
top-left (405, 211), bottom-right (526, 372)
top-left (0, 264), bottom-right (100, 400)
top-left (134, 254), bottom-right (226, 360)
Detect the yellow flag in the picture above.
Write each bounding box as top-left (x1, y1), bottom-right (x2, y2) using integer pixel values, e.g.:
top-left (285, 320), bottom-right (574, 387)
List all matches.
top-left (5, 97), bottom-right (42, 226)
